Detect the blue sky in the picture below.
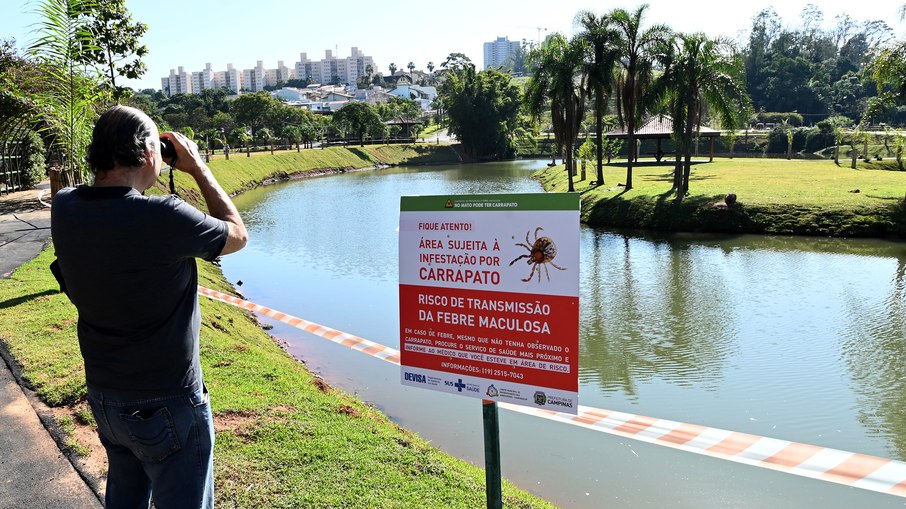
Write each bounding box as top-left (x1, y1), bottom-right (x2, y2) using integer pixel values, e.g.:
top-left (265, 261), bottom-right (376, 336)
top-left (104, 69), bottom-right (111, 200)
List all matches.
top-left (2, 0), bottom-right (903, 91)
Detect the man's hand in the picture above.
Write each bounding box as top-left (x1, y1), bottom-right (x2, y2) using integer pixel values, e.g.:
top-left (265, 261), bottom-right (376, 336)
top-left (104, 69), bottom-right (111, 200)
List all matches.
top-left (160, 131), bottom-right (249, 255)
top-left (160, 131), bottom-right (206, 177)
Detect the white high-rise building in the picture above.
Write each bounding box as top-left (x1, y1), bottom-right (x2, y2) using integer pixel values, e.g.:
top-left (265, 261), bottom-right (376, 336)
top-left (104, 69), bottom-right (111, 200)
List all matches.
top-left (191, 63), bottom-right (215, 92)
top-left (483, 36), bottom-right (520, 70)
top-left (294, 47), bottom-right (374, 85)
top-left (160, 49), bottom-right (375, 95)
top-left (163, 66), bottom-right (192, 96)
top-left (225, 64), bottom-right (241, 94)
top-left (242, 61), bottom-right (266, 92)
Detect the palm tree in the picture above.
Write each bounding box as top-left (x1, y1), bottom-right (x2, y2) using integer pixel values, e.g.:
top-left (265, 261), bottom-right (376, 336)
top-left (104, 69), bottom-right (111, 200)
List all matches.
top-left (29, 0), bottom-right (102, 194)
top-left (232, 127), bottom-right (251, 156)
top-left (389, 62), bottom-right (397, 76)
top-left (427, 61), bottom-right (435, 73)
top-left (407, 61), bottom-right (415, 76)
top-left (611, 4), bottom-right (671, 190)
top-left (576, 10), bottom-right (620, 186)
top-left (258, 127), bottom-right (275, 154)
top-left (283, 125), bottom-right (302, 152)
top-left (651, 33), bottom-right (749, 198)
top-left (526, 33), bottom-right (588, 192)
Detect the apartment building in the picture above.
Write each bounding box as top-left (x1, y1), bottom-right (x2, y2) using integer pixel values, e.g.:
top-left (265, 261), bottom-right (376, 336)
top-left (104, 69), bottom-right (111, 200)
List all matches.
top-left (191, 63), bottom-right (216, 93)
top-left (161, 48), bottom-right (374, 96)
top-left (295, 47), bottom-right (374, 85)
top-left (161, 66), bottom-right (192, 96)
top-left (225, 64), bottom-right (241, 94)
top-left (241, 61), bottom-right (266, 93)
top-left (483, 36), bottom-right (520, 70)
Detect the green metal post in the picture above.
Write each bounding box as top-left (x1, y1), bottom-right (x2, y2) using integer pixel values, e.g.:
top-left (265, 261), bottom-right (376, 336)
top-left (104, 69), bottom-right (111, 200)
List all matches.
top-left (482, 399), bottom-right (502, 509)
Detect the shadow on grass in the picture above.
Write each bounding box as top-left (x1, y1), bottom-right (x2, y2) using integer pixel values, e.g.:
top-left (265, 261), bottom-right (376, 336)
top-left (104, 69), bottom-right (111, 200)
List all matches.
top-left (0, 289), bottom-right (57, 310)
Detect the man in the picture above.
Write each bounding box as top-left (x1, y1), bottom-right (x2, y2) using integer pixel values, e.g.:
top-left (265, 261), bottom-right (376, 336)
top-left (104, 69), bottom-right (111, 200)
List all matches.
top-left (51, 105), bottom-right (248, 509)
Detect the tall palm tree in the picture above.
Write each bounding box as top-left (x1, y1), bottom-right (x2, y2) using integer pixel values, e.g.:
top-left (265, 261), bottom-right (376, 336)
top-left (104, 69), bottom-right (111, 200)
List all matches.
top-left (407, 61), bottom-right (415, 76)
top-left (29, 0), bottom-right (101, 193)
top-left (526, 33), bottom-right (588, 192)
top-left (611, 4), bottom-right (671, 190)
top-left (575, 10), bottom-right (620, 186)
top-left (651, 33), bottom-right (749, 198)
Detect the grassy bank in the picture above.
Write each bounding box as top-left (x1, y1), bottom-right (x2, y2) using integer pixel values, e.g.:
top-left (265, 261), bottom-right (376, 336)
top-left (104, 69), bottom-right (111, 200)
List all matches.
top-left (535, 157), bottom-right (906, 237)
top-left (0, 145), bottom-right (554, 508)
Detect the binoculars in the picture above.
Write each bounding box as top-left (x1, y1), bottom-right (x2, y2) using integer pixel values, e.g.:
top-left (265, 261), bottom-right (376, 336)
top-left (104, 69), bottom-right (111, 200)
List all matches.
top-left (160, 138), bottom-right (177, 160)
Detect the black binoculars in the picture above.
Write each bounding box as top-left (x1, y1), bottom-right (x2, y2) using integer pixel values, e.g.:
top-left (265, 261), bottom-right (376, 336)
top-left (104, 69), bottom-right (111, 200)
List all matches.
top-left (160, 138), bottom-right (177, 160)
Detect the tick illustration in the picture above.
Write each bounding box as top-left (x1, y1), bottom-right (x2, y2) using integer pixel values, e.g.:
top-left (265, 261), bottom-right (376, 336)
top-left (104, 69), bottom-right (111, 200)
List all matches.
top-left (509, 227), bottom-right (566, 282)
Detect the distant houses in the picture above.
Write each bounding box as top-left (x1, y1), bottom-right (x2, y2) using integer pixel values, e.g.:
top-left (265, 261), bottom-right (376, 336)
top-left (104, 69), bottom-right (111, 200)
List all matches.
top-left (265, 79), bottom-right (436, 114)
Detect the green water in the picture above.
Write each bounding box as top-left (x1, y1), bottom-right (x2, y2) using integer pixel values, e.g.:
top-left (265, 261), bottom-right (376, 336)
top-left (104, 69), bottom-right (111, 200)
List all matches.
top-left (221, 160), bottom-right (906, 508)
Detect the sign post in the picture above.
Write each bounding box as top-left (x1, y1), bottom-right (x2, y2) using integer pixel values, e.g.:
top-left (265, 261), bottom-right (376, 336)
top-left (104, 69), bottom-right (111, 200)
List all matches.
top-left (399, 193), bottom-right (579, 506)
top-left (482, 400), bottom-right (502, 509)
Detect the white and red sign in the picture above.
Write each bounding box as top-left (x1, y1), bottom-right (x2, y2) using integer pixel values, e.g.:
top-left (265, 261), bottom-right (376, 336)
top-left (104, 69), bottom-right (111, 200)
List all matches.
top-left (399, 194), bottom-right (579, 413)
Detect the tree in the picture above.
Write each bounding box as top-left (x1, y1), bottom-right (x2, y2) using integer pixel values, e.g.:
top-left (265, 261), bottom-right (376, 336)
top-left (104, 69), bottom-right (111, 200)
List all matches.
top-left (389, 62), bottom-right (397, 76)
top-left (611, 4), bottom-right (671, 190)
top-left (525, 33), bottom-right (588, 192)
top-left (440, 62), bottom-right (521, 160)
top-left (332, 102), bottom-right (384, 146)
top-left (441, 53), bottom-right (473, 72)
top-left (231, 91), bottom-right (281, 140)
top-left (232, 127), bottom-right (251, 156)
top-left (282, 125), bottom-right (302, 152)
top-left (29, 0), bottom-right (103, 193)
top-left (258, 127), bottom-right (275, 154)
top-left (651, 33), bottom-right (750, 196)
top-left (427, 61), bottom-right (435, 73)
top-left (407, 61), bottom-right (415, 75)
top-left (75, 0), bottom-right (147, 99)
top-left (576, 10), bottom-right (620, 185)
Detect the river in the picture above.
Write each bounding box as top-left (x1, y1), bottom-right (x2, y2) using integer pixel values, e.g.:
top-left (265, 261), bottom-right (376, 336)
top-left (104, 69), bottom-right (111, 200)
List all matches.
top-left (220, 159), bottom-right (906, 508)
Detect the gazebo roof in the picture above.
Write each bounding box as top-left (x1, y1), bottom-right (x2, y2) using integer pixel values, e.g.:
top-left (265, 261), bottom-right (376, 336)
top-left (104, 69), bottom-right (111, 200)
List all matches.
top-left (605, 115), bottom-right (720, 139)
top-left (384, 115), bottom-right (423, 126)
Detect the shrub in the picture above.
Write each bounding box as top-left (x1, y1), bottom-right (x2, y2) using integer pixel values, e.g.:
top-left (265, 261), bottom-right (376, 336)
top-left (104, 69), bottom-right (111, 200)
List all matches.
top-left (19, 130), bottom-right (46, 189)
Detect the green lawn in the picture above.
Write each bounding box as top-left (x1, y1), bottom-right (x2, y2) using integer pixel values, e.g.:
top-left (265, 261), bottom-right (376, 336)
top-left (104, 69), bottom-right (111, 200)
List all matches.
top-left (0, 145), bottom-right (554, 508)
top-left (536, 157), bottom-right (906, 237)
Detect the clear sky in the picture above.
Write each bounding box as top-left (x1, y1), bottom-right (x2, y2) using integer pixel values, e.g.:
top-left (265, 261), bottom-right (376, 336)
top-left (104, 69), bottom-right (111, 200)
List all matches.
top-left (2, 0), bottom-right (904, 91)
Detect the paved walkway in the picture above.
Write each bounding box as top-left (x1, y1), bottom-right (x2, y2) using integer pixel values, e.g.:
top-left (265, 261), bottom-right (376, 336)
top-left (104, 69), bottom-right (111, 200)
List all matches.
top-left (0, 184), bottom-right (103, 508)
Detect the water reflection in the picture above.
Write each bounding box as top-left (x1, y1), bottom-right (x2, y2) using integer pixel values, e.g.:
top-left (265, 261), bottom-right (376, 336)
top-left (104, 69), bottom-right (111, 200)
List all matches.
top-left (841, 256), bottom-right (906, 459)
top-left (580, 230), bottom-right (737, 397)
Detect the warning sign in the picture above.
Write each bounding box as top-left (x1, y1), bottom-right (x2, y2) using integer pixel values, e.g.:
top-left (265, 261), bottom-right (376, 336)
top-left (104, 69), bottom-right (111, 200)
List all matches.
top-left (399, 193), bottom-right (580, 413)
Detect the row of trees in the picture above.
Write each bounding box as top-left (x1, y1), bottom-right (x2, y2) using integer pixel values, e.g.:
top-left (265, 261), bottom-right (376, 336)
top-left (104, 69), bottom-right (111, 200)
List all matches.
top-left (441, 4), bottom-right (906, 197)
top-left (126, 89), bottom-right (425, 153)
top-left (524, 6), bottom-right (750, 197)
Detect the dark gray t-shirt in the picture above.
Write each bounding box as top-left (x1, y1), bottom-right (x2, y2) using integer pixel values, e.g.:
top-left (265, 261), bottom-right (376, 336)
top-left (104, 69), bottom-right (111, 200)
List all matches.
top-left (51, 186), bottom-right (229, 397)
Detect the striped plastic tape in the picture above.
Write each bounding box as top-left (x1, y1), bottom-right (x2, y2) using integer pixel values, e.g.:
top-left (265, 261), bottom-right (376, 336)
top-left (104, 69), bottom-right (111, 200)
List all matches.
top-left (198, 285), bottom-right (906, 499)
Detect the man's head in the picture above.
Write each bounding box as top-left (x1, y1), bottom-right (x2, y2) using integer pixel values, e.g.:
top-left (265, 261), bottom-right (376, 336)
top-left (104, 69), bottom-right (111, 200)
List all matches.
top-left (86, 105), bottom-right (161, 180)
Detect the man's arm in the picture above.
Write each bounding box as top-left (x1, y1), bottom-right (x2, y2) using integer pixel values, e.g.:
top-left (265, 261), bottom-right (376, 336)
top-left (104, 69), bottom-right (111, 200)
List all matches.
top-left (162, 132), bottom-right (248, 255)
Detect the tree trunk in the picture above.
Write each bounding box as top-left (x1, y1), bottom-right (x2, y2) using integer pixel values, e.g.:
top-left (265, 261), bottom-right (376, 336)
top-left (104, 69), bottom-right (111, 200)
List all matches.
top-left (834, 140), bottom-right (840, 166)
top-left (595, 86), bottom-right (604, 185)
top-left (625, 129), bottom-right (634, 190)
top-left (851, 146), bottom-right (857, 169)
top-left (566, 108), bottom-right (575, 193)
top-left (673, 155), bottom-right (682, 191)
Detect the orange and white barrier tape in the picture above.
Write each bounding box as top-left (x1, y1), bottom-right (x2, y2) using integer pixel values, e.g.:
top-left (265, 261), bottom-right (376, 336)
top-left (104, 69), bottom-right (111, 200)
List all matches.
top-left (198, 286), bottom-right (400, 364)
top-left (198, 285), bottom-right (906, 499)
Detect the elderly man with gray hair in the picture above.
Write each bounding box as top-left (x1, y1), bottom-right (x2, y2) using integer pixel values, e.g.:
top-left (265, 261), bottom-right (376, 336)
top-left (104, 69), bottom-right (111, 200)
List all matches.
top-left (51, 105), bottom-right (248, 509)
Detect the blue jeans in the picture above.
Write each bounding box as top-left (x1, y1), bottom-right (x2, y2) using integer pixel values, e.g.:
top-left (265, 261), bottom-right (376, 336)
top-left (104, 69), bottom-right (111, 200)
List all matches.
top-left (87, 385), bottom-right (214, 509)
